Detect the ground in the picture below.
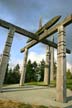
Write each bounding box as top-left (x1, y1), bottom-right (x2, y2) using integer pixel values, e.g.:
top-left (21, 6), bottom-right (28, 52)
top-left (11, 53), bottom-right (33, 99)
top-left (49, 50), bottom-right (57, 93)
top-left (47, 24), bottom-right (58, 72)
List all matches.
top-left (0, 100), bottom-right (50, 108)
top-left (0, 84), bottom-right (72, 108)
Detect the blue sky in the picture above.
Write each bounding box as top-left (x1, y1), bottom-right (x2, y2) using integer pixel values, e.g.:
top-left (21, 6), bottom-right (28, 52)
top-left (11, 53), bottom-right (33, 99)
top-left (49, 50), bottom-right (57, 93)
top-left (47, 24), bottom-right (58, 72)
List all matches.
top-left (0, 0), bottom-right (72, 69)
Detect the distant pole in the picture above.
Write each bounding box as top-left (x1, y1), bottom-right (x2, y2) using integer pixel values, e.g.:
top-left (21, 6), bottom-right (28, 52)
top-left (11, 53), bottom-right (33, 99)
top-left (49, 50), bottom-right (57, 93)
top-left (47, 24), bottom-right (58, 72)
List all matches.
top-left (20, 48), bottom-right (28, 86)
top-left (42, 18), bottom-right (51, 85)
top-left (71, 66), bottom-right (72, 74)
top-left (44, 46), bottom-right (50, 85)
top-left (50, 36), bottom-right (54, 81)
top-left (39, 16), bottom-right (42, 29)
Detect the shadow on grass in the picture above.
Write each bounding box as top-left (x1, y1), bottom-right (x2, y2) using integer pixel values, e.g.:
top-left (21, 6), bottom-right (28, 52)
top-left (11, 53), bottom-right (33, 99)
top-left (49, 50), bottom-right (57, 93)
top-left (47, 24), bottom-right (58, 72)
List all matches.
top-left (63, 96), bottom-right (72, 108)
top-left (67, 96), bottom-right (72, 102)
top-left (64, 105), bottom-right (72, 108)
top-left (1, 85), bottom-right (50, 93)
top-left (1, 83), bottom-right (56, 93)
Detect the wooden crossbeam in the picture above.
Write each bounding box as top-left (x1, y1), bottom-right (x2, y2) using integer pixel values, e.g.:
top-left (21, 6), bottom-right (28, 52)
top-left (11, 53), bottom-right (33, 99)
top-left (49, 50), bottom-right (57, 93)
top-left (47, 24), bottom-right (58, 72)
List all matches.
top-left (0, 16), bottom-right (60, 41)
top-left (27, 16), bottom-right (61, 43)
top-left (21, 14), bottom-right (72, 53)
top-left (21, 39), bottom-right (70, 54)
top-left (39, 15), bottom-right (72, 41)
top-left (0, 19), bottom-right (38, 40)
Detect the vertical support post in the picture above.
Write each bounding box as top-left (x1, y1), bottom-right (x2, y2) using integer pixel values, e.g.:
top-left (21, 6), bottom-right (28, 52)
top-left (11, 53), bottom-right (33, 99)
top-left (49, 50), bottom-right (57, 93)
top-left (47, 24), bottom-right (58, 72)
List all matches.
top-left (0, 27), bottom-right (15, 88)
top-left (56, 25), bottom-right (66, 103)
top-left (44, 46), bottom-right (50, 85)
top-left (50, 36), bottom-right (54, 81)
top-left (20, 48), bottom-right (28, 86)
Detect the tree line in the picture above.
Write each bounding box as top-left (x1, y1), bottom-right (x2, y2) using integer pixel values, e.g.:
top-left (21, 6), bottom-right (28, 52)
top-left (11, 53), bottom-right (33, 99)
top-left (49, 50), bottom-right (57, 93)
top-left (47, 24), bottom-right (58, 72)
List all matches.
top-left (4, 59), bottom-right (45, 84)
top-left (3, 59), bottom-right (72, 84)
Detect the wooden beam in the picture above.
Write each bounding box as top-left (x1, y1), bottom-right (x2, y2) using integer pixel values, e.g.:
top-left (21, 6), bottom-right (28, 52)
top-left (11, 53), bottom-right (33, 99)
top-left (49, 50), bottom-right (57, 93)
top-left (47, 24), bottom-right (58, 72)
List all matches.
top-left (27, 15), bottom-right (61, 43)
top-left (39, 14), bottom-right (72, 41)
top-left (21, 39), bottom-right (70, 54)
top-left (0, 19), bottom-right (38, 40)
top-left (21, 14), bottom-right (72, 53)
top-left (0, 16), bottom-right (61, 41)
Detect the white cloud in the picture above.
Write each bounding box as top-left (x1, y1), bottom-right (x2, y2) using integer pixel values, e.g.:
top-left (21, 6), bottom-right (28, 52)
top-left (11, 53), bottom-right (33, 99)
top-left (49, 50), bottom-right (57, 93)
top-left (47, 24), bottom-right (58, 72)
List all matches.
top-left (54, 49), bottom-right (57, 62)
top-left (9, 51), bottom-right (45, 71)
top-left (9, 59), bottom-right (23, 70)
top-left (67, 62), bottom-right (72, 70)
top-left (54, 49), bottom-right (72, 70)
top-left (9, 50), bottom-right (72, 72)
top-left (28, 51), bottom-right (45, 63)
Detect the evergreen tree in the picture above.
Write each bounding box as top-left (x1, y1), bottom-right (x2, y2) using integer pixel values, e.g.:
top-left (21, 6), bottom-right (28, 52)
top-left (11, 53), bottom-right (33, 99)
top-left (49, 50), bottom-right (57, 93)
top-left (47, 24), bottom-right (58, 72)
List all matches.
top-left (32, 61), bottom-right (38, 81)
top-left (12, 64), bottom-right (20, 83)
top-left (54, 62), bottom-right (57, 80)
top-left (6, 68), bottom-right (13, 84)
top-left (25, 60), bottom-right (39, 82)
top-left (25, 60), bottom-right (33, 82)
top-left (4, 64), bottom-right (9, 84)
top-left (66, 69), bottom-right (72, 79)
top-left (4, 64), bottom-right (20, 84)
top-left (39, 59), bottom-right (45, 81)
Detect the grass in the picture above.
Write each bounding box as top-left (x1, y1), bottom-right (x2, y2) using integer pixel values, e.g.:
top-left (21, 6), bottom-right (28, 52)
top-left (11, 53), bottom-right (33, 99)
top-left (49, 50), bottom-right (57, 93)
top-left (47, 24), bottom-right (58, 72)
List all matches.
top-left (0, 100), bottom-right (59, 108)
top-left (26, 81), bottom-right (56, 87)
top-left (26, 82), bottom-right (46, 86)
top-left (66, 79), bottom-right (72, 90)
top-left (3, 79), bottom-right (72, 90)
top-left (51, 79), bottom-right (72, 90)
top-left (26, 79), bottom-right (72, 90)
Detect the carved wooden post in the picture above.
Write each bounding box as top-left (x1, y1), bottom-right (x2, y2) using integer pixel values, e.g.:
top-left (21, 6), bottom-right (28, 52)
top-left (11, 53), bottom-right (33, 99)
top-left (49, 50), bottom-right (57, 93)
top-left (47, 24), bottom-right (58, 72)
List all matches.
top-left (0, 27), bottom-right (15, 88)
top-left (20, 48), bottom-right (28, 86)
top-left (56, 25), bottom-right (66, 102)
top-left (50, 36), bottom-right (54, 81)
top-left (44, 46), bottom-right (50, 85)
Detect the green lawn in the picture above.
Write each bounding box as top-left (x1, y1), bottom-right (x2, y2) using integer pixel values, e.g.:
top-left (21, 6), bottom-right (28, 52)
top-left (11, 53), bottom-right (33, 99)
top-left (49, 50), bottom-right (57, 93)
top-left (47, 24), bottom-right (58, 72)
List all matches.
top-left (66, 79), bottom-right (72, 90)
top-left (3, 79), bottom-right (72, 90)
top-left (26, 79), bottom-right (72, 90)
top-left (26, 81), bottom-right (46, 86)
